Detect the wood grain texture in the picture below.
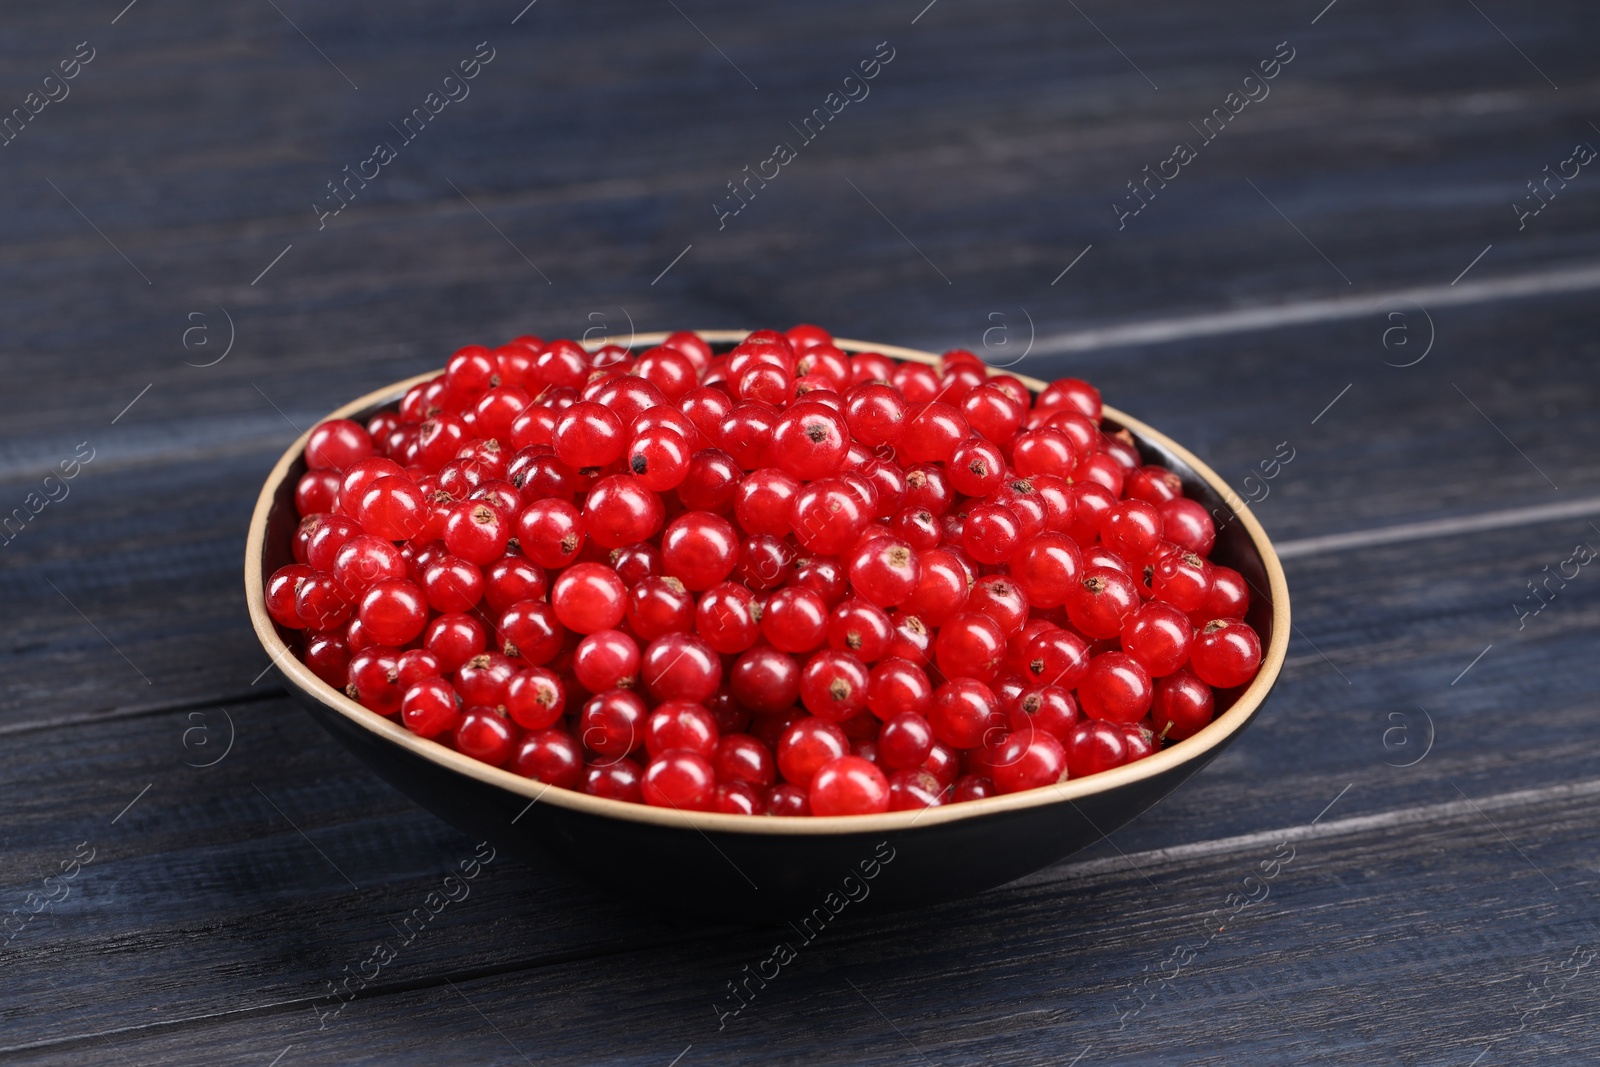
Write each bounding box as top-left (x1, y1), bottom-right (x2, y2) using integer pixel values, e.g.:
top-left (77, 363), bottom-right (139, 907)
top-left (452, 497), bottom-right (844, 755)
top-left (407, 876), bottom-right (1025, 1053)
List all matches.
top-left (2, 0), bottom-right (1598, 1062)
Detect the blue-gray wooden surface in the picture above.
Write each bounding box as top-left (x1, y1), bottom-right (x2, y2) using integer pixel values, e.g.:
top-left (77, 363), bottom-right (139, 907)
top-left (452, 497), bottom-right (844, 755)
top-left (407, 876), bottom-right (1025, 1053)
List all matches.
top-left (2, 0), bottom-right (1598, 1063)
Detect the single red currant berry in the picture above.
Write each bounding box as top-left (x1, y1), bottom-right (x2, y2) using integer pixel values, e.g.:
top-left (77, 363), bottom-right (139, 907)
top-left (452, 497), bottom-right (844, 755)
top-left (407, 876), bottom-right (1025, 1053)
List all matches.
top-left (1120, 601), bottom-right (1194, 677)
top-left (1160, 497), bottom-right (1217, 557)
top-left (304, 631), bottom-right (352, 688)
top-left (1022, 628), bottom-right (1092, 690)
top-left (644, 701), bottom-right (719, 759)
top-left (827, 598), bottom-right (893, 662)
top-left (516, 498), bottom-right (586, 569)
top-left (1200, 565), bottom-right (1250, 620)
top-left (1067, 567), bottom-right (1141, 639)
top-left (572, 629), bottom-right (641, 692)
top-left (642, 751), bottom-right (718, 810)
top-left (1065, 720), bottom-right (1127, 777)
top-left (455, 651), bottom-right (517, 707)
top-left (887, 768), bottom-right (945, 810)
top-left (418, 554), bottom-right (484, 614)
top-left (867, 657), bottom-right (933, 721)
top-left (947, 437), bottom-right (1006, 498)
top-left (294, 572), bottom-right (352, 630)
top-left (552, 401), bottom-right (626, 471)
top-left (771, 402), bottom-right (850, 481)
top-left (714, 733), bottom-right (777, 788)
top-left (677, 448), bottom-right (742, 514)
top-left (498, 600), bottom-right (566, 664)
top-left (1190, 619), bottom-right (1262, 688)
top-left (809, 755), bottom-right (890, 815)
top-left (777, 717), bottom-right (849, 787)
top-left (1151, 668), bottom-right (1214, 742)
top-left (442, 501), bottom-right (510, 565)
top-left (695, 582), bottom-right (762, 654)
top-left (306, 419), bottom-right (375, 472)
top-left (625, 576), bottom-right (695, 642)
top-left (358, 475), bottom-right (427, 540)
top-left (1009, 532), bottom-right (1083, 610)
top-left (401, 678), bottom-right (461, 739)
top-left (504, 667), bottom-right (566, 730)
top-left (1007, 685), bottom-right (1079, 743)
top-left (550, 562), bottom-right (626, 633)
top-left (660, 511), bottom-right (740, 591)
top-left (579, 688), bottom-right (649, 758)
top-left (1078, 652), bottom-right (1154, 724)
top-left (641, 632), bottom-right (722, 704)
top-left (844, 382), bottom-right (908, 446)
top-left (760, 586), bottom-right (829, 653)
top-left (1152, 551), bottom-right (1212, 613)
top-left (877, 712), bottom-right (935, 770)
top-left (966, 576), bottom-right (1029, 637)
top-left (583, 757), bottom-right (644, 802)
top-left (898, 402), bottom-right (969, 465)
top-left (455, 708), bottom-right (517, 767)
top-left (951, 774), bottom-right (995, 803)
top-left (424, 612), bottom-right (488, 673)
top-left (729, 646), bottom-right (802, 714)
top-left (1037, 376), bottom-right (1102, 419)
top-left (847, 536), bottom-right (921, 607)
top-left (513, 729), bottom-right (584, 789)
top-left (935, 611), bottom-right (1008, 683)
top-left (735, 533), bottom-right (796, 591)
top-left (928, 679), bottom-right (1000, 750)
top-left (790, 477), bottom-right (870, 556)
top-left (1012, 428), bottom-right (1079, 479)
top-left (357, 578), bottom-right (428, 646)
top-left (799, 650), bottom-right (871, 722)
top-left (990, 731), bottom-right (1069, 794)
top-left (626, 426), bottom-right (691, 492)
top-left (899, 548), bottom-right (970, 626)
top-left (791, 556), bottom-right (849, 608)
top-left (584, 474), bottom-right (665, 549)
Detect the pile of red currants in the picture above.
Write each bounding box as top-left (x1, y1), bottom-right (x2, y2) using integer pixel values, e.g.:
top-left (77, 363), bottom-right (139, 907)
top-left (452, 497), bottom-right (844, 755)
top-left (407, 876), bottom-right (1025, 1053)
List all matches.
top-left (266, 327), bottom-right (1263, 817)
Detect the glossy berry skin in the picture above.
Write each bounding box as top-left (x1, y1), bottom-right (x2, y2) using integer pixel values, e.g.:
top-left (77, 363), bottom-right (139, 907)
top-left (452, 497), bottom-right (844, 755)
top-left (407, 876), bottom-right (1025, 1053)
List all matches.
top-left (990, 731), bottom-right (1069, 794)
top-left (584, 474), bottom-right (665, 549)
top-left (644, 701), bottom-right (719, 759)
top-left (827, 599), bottom-right (893, 662)
top-left (1159, 497), bottom-right (1217, 557)
top-left (359, 475), bottom-right (427, 540)
top-left (626, 576), bottom-right (695, 642)
top-left (695, 582), bottom-right (761, 654)
top-left (401, 679), bottom-right (461, 739)
top-left (844, 383), bottom-right (907, 446)
top-left (424, 613), bottom-right (487, 673)
top-left (579, 689), bottom-right (649, 758)
top-left (483, 556), bottom-right (546, 613)
top-left (1200, 565), bottom-right (1250, 620)
top-left (877, 712), bottom-right (935, 770)
top-left (660, 511), bottom-right (740, 591)
top-left (550, 562), bottom-right (627, 633)
top-left (498, 600), bottom-right (565, 664)
top-left (1065, 720), bottom-right (1127, 778)
top-left (799, 650), bottom-right (871, 722)
top-left (866, 657), bottom-right (933, 721)
top-left (928, 679), bottom-right (1000, 750)
top-left (517, 498), bottom-right (586, 569)
top-left (809, 755), bottom-right (890, 816)
top-left (552, 401), bottom-right (626, 470)
top-left (358, 579), bottom-right (428, 646)
top-left (583, 758), bottom-right (644, 802)
top-left (847, 537), bottom-right (920, 607)
top-left (1152, 668), bottom-right (1215, 741)
top-left (1152, 551), bottom-right (1212, 613)
top-left (1007, 685), bottom-right (1079, 743)
top-left (770, 403), bottom-right (850, 481)
top-left (504, 667), bottom-right (566, 730)
top-left (790, 478), bottom-right (869, 556)
top-left (1022, 628), bottom-right (1092, 690)
top-left (934, 612), bottom-right (1007, 684)
top-left (306, 419), bottom-right (375, 471)
top-left (1009, 533), bottom-right (1082, 610)
top-left (714, 733), bottom-right (777, 787)
top-left (1078, 652), bottom-right (1154, 724)
top-left (455, 709), bottom-right (516, 767)
top-left (1190, 619), bottom-right (1262, 688)
top-left (778, 717), bottom-right (850, 788)
top-left (761, 587), bottom-right (829, 653)
top-left (1120, 601), bottom-right (1194, 677)
top-left (572, 629), bottom-right (641, 691)
top-left (729, 647), bottom-right (802, 714)
top-left (898, 402), bottom-right (968, 465)
top-left (1067, 567), bottom-right (1141, 640)
top-left (966, 576), bottom-right (1029, 637)
top-left (627, 427), bottom-right (691, 492)
top-left (418, 554), bottom-right (484, 614)
top-left (641, 632), bottom-right (722, 704)
top-left (734, 468), bottom-right (802, 536)
top-left (961, 504), bottom-right (1022, 565)
top-left (443, 501), bottom-right (511, 565)
top-left (900, 549), bottom-right (969, 626)
top-left (513, 729), bottom-right (584, 789)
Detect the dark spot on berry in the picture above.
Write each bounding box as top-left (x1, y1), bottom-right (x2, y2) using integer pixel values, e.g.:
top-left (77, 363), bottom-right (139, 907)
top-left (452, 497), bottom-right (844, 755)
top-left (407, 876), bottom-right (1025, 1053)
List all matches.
top-left (472, 504), bottom-right (496, 524)
top-left (663, 576), bottom-right (686, 594)
top-left (1028, 657), bottom-right (1045, 675)
top-left (488, 374), bottom-right (502, 388)
top-left (506, 536), bottom-right (520, 551)
top-left (888, 546), bottom-right (911, 567)
top-left (344, 684), bottom-right (359, 699)
top-left (906, 616), bottom-right (927, 636)
top-left (1022, 694), bottom-right (1042, 714)
top-left (1084, 576), bottom-right (1106, 594)
top-left (969, 459), bottom-right (989, 478)
top-left (579, 465), bottom-right (601, 477)
top-left (467, 654), bottom-right (492, 669)
top-left (1183, 552), bottom-right (1204, 568)
top-left (845, 631), bottom-right (862, 649)
top-left (805, 422), bottom-right (829, 443)
top-left (829, 678), bottom-right (852, 701)
top-left (560, 533), bottom-right (578, 554)
top-left (906, 470), bottom-right (928, 489)
top-left (1202, 619), bottom-right (1229, 635)
top-left (631, 455), bottom-right (648, 475)
top-left (502, 641), bottom-right (520, 657)
top-left (535, 687), bottom-right (555, 706)
top-left (1009, 478), bottom-right (1035, 495)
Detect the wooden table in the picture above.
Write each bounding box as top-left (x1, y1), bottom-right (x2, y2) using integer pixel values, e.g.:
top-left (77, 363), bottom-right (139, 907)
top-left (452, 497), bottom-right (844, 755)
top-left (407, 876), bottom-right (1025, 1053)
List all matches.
top-left (4, 0), bottom-right (1597, 1062)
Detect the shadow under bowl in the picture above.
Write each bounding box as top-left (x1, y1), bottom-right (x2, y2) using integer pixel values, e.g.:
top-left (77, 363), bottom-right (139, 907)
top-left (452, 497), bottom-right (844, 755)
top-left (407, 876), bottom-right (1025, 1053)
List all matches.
top-left (245, 332), bottom-right (1290, 923)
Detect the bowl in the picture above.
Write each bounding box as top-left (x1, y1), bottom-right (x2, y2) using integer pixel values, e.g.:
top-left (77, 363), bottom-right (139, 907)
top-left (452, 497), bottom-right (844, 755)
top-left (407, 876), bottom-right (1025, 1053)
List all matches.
top-left (245, 332), bottom-right (1290, 922)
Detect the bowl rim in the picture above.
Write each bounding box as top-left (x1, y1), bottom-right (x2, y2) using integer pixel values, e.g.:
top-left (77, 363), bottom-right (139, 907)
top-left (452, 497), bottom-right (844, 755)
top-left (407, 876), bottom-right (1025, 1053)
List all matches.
top-left (245, 331), bottom-right (1290, 836)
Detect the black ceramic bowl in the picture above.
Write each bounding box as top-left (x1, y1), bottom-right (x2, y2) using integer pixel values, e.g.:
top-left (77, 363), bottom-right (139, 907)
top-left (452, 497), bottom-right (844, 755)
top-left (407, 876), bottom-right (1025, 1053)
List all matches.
top-left (245, 332), bottom-right (1290, 922)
